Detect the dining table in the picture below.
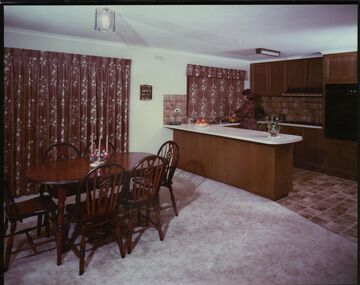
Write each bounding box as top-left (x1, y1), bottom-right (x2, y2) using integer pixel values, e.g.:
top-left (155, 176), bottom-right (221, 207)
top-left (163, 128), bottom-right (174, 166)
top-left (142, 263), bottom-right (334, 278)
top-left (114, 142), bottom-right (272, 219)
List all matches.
top-left (23, 152), bottom-right (153, 265)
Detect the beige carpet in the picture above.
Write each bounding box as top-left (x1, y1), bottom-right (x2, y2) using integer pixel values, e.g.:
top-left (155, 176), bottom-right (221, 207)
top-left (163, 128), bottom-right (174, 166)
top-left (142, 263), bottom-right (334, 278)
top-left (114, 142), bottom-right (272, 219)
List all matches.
top-left (4, 170), bottom-right (357, 285)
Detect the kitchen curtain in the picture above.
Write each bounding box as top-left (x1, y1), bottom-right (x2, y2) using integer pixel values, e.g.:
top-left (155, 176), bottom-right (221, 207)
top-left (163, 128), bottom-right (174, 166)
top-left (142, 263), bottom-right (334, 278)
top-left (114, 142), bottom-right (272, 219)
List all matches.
top-left (186, 64), bottom-right (247, 121)
top-left (4, 47), bottom-right (131, 196)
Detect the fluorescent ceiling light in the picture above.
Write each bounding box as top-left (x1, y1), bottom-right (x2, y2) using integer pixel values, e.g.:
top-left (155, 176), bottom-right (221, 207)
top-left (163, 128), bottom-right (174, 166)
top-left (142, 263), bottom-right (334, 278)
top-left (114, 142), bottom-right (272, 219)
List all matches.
top-left (256, 48), bottom-right (281, 57)
top-left (95, 8), bottom-right (115, 32)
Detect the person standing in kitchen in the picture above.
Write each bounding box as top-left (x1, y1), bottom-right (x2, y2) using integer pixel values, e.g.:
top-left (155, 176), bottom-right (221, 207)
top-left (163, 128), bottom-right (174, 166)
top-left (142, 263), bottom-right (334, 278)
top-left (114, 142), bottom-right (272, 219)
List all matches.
top-left (232, 89), bottom-right (257, 130)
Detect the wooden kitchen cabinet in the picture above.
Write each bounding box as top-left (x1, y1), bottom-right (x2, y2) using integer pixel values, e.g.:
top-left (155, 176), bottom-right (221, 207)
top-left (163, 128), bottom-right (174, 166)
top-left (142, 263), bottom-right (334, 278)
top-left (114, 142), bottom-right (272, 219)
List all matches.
top-left (280, 126), bottom-right (303, 167)
top-left (321, 138), bottom-right (358, 180)
top-left (302, 128), bottom-right (322, 170)
top-left (281, 125), bottom-right (357, 180)
top-left (324, 52), bottom-right (358, 83)
top-left (250, 61), bottom-right (285, 97)
top-left (286, 59), bottom-right (307, 89)
top-left (285, 58), bottom-right (323, 90)
top-left (268, 61), bottom-right (286, 96)
top-left (306, 58), bottom-right (323, 88)
top-left (280, 126), bottom-right (322, 171)
top-left (251, 58), bottom-right (323, 97)
top-left (250, 63), bottom-right (268, 97)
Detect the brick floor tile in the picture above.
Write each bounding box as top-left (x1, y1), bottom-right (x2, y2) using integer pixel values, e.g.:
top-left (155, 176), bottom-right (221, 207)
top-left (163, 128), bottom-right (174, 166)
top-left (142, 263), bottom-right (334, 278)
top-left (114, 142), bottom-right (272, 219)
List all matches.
top-left (340, 213), bottom-right (357, 222)
top-left (309, 216), bottom-right (328, 226)
top-left (298, 211), bottom-right (313, 220)
top-left (285, 203), bottom-right (306, 212)
top-left (333, 218), bottom-right (354, 228)
top-left (310, 204), bottom-right (328, 212)
top-left (344, 198), bottom-right (357, 204)
top-left (317, 212), bottom-right (338, 222)
top-left (277, 168), bottom-right (357, 242)
top-left (342, 228), bottom-right (358, 238)
top-left (277, 199), bottom-right (293, 206)
top-left (300, 207), bottom-right (323, 217)
top-left (322, 222), bottom-right (347, 233)
top-left (316, 201), bottom-right (335, 208)
top-left (346, 208), bottom-right (358, 216)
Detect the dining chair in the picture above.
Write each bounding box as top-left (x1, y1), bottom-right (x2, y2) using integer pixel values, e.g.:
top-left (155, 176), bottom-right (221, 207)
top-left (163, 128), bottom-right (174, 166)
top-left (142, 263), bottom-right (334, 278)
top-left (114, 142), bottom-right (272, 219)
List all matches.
top-left (66, 163), bottom-right (126, 275)
top-left (42, 142), bottom-right (82, 198)
top-left (43, 142), bottom-right (81, 162)
top-left (3, 178), bottom-right (57, 272)
top-left (157, 141), bottom-right (180, 216)
top-left (120, 155), bottom-right (166, 254)
top-left (83, 138), bottom-right (116, 157)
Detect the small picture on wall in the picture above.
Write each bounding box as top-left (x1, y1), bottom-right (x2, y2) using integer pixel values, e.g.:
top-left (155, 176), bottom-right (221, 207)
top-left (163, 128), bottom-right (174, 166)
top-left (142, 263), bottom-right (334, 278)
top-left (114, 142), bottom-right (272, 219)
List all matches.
top-left (140, 85), bottom-right (152, 100)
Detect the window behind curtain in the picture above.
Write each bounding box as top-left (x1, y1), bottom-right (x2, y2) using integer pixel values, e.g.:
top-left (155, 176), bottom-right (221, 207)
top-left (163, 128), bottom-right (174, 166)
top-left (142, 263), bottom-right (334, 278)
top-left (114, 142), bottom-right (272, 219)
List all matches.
top-left (4, 48), bottom-right (131, 196)
top-left (186, 64), bottom-right (247, 121)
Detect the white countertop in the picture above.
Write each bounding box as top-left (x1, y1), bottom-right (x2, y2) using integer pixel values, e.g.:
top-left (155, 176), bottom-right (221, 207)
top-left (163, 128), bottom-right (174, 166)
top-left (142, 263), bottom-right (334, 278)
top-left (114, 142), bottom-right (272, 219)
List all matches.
top-left (257, 121), bottom-right (323, 129)
top-left (164, 123), bottom-right (303, 145)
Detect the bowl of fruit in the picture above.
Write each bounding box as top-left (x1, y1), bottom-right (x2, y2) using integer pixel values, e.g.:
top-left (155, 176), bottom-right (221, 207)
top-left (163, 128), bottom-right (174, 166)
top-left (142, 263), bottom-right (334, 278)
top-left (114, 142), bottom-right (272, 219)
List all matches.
top-left (228, 116), bottom-right (239, 123)
top-left (193, 117), bottom-right (209, 128)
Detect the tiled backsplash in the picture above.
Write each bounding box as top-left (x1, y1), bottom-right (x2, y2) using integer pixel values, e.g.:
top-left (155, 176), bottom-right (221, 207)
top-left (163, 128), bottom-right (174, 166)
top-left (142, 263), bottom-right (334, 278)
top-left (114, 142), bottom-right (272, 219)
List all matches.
top-left (163, 95), bottom-right (187, 124)
top-left (163, 94), bottom-right (323, 125)
top-left (257, 96), bottom-right (323, 124)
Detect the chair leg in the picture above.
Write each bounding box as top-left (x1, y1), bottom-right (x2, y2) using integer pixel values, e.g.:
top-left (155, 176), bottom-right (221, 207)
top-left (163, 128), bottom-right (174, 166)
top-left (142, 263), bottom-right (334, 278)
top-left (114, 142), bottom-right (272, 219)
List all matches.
top-left (37, 213), bottom-right (43, 236)
top-left (4, 216), bottom-right (9, 237)
top-left (79, 232), bottom-right (86, 276)
top-left (168, 186), bottom-right (178, 216)
top-left (25, 231), bottom-right (38, 254)
top-left (154, 201), bottom-right (164, 241)
top-left (115, 222), bottom-right (126, 258)
top-left (44, 213), bottom-right (51, 238)
top-left (146, 206), bottom-right (151, 224)
top-left (137, 208), bottom-right (142, 224)
top-left (4, 223), bottom-right (17, 272)
top-left (127, 210), bottom-right (133, 254)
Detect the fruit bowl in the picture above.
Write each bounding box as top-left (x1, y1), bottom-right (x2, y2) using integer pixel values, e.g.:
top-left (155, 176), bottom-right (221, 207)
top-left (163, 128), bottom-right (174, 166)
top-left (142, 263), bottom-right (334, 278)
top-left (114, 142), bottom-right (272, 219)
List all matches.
top-left (193, 118), bottom-right (209, 128)
top-left (194, 122), bottom-right (209, 128)
top-left (229, 117), bottom-right (239, 123)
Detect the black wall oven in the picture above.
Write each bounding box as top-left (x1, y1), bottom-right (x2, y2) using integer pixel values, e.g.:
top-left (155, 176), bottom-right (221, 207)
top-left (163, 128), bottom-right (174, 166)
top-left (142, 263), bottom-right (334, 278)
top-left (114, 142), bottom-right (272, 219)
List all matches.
top-left (324, 84), bottom-right (358, 141)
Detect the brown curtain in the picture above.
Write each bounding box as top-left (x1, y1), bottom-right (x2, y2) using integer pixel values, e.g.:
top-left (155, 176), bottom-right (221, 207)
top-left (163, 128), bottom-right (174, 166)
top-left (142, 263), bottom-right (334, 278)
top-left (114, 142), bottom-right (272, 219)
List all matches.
top-left (187, 64), bottom-right (247, 121)
top-left (4, 48), bottom-right (131, 196)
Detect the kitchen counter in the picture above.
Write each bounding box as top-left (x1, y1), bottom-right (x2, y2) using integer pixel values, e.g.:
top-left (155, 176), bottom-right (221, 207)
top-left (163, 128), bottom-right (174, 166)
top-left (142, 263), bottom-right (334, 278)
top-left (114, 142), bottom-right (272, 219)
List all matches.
top-left (165, 123), bottom-right (302, 145)
top-left (257, 120), bottom-right (323, 129)
top-left (165, 123), bottom-right (302, 200)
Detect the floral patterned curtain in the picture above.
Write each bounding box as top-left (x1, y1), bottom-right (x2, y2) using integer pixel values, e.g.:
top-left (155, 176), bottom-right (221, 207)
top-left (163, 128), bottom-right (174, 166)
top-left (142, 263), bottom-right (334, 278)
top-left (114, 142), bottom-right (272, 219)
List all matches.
top-left (4, 47), bottom-right (131, 196)
top-left (187, 64), bottom-right (247, 120)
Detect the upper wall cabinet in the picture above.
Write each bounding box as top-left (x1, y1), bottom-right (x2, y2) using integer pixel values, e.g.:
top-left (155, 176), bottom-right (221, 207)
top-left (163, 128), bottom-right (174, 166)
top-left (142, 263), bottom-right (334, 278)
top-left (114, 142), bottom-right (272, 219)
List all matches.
top-left (268, 61), bottom-right (286, 96)
top-left (286, 58), bottom-right (323, 90)
top-left (306, 58), bottom-right (323, 88)
top-left (250, 63), bottom-right (268, 97)
top-left (323, 52), bottom-right (358, 83)
top-left (251, 57), bottom-right (323, 97)
top-left (250, 61), bottom-right (286, 97)
top-left (286, 59), bottom-right (307, 89)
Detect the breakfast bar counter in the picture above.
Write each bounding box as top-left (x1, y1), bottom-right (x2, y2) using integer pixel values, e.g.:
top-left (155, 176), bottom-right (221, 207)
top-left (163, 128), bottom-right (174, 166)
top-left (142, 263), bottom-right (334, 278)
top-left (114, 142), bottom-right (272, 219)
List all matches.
top-left (165, 123), bottom-right (302, 145)
top-left (165, 123), bottom-right (302, 200)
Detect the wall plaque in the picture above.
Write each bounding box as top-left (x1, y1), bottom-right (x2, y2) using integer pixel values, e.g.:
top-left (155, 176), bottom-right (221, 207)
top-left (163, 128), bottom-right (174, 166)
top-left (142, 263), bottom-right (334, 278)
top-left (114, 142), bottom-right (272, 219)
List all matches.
top-left (140, 85), bottom-right (152, 101)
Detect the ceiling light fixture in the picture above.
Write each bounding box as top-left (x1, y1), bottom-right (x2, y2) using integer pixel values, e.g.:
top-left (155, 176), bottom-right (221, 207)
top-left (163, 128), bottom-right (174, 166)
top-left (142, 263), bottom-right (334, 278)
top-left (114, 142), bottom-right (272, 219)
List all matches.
top-left (256, 48), bottom-right (281, 57)
top-left (95, 8), bottom-right (115, 32)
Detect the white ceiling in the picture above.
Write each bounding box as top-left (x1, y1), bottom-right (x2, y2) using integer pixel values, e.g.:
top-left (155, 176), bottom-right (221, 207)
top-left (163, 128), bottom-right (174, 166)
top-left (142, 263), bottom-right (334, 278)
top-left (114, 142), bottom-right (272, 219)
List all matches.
top-left (4, 4), bottom-right (358, 61)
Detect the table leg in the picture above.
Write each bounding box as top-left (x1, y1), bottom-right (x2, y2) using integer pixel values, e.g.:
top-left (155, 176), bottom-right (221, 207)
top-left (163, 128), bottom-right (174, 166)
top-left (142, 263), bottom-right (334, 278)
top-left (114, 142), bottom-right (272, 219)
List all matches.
top-left (56, 188), bottom-right (67, 265)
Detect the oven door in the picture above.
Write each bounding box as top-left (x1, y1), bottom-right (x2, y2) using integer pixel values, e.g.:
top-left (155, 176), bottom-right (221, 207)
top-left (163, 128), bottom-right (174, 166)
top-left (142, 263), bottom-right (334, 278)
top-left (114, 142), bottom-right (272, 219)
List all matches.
top-left (324, 84), bottom-right (358, 141)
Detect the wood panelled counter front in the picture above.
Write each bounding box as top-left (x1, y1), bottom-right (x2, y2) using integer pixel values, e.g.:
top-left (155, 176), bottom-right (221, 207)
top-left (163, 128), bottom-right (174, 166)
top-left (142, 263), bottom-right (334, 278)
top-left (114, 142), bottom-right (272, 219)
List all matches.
top-left (173, 129), bottom-right (295, 200)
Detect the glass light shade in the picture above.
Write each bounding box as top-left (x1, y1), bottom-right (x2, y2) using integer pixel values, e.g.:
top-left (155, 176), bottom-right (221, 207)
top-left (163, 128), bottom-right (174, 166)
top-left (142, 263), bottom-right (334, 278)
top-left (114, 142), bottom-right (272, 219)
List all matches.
top-left (95, 8), bottom-right (115, 32)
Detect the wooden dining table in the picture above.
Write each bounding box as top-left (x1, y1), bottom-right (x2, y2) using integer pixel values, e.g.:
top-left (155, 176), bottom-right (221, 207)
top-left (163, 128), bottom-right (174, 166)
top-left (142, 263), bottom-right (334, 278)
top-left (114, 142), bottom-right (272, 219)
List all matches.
top-left (23, 152), bottom-right (152, 265)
